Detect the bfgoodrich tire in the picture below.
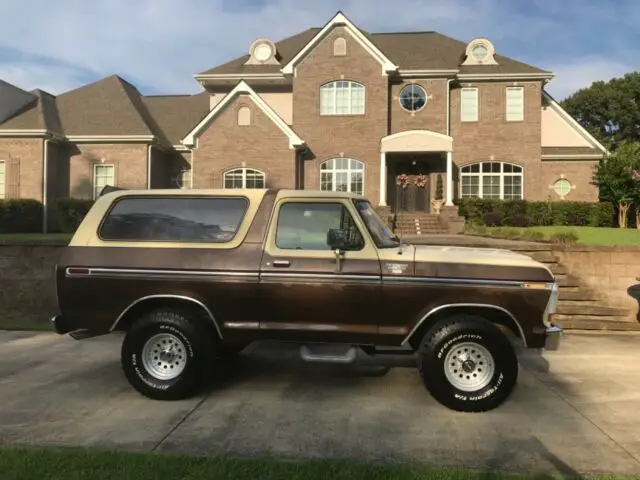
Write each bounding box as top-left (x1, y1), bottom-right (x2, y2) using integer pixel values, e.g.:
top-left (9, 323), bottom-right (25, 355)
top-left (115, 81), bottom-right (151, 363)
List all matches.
top-left (121, 308), bottom-right (216, 401)
top-left (417, 314), bottom-right (519, 412)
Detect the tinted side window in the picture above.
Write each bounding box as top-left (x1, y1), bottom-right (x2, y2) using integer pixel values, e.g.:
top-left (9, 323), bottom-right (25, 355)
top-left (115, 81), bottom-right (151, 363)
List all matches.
top-left (275, 202), bottom-right (364, 250)
top-left (99, 196), bottom-right (248, 242)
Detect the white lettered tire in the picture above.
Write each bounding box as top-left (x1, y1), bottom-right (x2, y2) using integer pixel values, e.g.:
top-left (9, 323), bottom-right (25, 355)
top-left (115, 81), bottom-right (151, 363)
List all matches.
top-left (417, 314), bottom-right (519, 412)
top-left (121, 308), bottom-right (215, 401)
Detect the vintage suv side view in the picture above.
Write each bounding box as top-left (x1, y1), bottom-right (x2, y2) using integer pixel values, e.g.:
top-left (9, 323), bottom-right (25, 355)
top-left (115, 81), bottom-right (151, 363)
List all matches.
top-left (51, 188), bottom-right (562, 412)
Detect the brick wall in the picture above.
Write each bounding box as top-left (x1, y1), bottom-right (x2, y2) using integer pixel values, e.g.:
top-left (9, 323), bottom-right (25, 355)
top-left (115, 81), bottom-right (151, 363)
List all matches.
top-left (450, 81), bottom-right (543, 199)
top-left (292, 26), bottom-right (388, 203)
top-left (68, 144), bottom-right (149, 199)
top-left (193, 95), bottom-right (296, 189)
top-left (539, 160), bottom-right (599, 202)
top-left (389, 78), bottom-right (448, 135)
top-left (0, 138), bottom-right (44, 200)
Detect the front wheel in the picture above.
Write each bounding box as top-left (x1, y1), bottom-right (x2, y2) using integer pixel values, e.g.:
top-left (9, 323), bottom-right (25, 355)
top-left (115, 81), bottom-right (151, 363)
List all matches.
top-left (121, 308), bottom-right (216, 401)
top-left (417, 314), bottom-right (519, 412)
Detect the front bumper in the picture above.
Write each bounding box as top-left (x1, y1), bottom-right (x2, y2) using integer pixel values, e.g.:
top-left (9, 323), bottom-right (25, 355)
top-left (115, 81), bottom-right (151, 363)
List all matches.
top-left (544, 324), bottom-right (563, 351)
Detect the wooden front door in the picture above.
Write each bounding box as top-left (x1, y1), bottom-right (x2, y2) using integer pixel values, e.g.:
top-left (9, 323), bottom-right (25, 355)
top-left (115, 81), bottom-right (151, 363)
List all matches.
top-left (393, 160), bottom-right (431, 213)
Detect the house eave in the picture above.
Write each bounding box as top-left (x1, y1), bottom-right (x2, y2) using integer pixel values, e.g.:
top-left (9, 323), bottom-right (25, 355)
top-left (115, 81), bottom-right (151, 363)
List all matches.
top-left (541, 154), bottom-right (603, 160)
top-left (456, 72), bottom-right (555, 81)
top-left (397, 69), bottom-right (459, 78)
top-left (65, 134), bottom-right (157, 143)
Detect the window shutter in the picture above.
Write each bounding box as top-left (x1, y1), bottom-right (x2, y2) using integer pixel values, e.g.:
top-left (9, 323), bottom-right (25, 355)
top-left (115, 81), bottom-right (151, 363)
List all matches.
top-left (460, 88), bottom-right (478, 122)
top-left (6, 157), bottom-right (20, 198)
top-left (506, 87), bottom-right (524, 121)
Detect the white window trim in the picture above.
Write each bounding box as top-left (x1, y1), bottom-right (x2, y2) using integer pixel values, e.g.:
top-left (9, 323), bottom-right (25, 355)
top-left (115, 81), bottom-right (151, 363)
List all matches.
top-left (319, 81), bottom-right (366, 116)
top-left (319, 158), bottom-right (365, 196)
top-left (459, 161), bottom-right (524, 200)
top-left (399, 83), bottom-right (428, 113)
top-left (506, 86), bottom-right (524, 122)
top-left (223, 167), bottom-right (266, 189)
top-left (460, 87), bottom-right (478, 122)
top-left (0, 160), bottom-right (5, 199)
top-left (92, 163), bottom-right (115, 200)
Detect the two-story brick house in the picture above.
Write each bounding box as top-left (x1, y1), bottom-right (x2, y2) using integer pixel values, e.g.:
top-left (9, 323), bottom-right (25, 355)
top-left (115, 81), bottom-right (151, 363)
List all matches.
top-left (0, 11), bottom-right (607, 231)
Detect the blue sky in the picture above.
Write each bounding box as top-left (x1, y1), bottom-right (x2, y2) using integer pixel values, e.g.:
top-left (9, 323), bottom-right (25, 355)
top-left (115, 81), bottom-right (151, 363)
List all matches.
top-left (0, 0), bottom-right (637, 99)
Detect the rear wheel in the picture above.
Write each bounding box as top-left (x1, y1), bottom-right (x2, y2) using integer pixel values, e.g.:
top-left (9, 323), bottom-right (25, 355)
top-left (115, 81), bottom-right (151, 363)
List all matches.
top-left (417, 314), bottom-right (519, 412)
top-left (121, 308), bottom-right (216, 401)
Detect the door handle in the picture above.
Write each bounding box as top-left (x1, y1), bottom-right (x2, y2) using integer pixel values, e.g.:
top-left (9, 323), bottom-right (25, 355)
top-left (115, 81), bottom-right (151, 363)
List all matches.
top-left (273, 260), bottom-right (290, 268)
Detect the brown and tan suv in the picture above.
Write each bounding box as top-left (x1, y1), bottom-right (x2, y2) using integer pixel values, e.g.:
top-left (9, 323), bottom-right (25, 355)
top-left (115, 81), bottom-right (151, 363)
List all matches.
top-left (51, 188), bottom-right (562, 412)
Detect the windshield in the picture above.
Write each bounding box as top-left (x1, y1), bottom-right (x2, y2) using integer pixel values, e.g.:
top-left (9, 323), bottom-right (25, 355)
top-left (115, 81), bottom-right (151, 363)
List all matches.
top-left (353, 199), bottom-right (401, 249)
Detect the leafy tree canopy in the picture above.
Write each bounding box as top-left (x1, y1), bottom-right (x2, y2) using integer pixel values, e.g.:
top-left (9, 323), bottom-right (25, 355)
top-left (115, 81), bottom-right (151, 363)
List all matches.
top-left (561, 71), bottom-right (640, 151)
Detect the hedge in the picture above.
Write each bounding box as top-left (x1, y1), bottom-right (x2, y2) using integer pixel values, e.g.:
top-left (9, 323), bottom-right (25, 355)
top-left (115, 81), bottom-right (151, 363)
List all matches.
top-left (455, 198), bottom-right (616, 227)
top-left (55, 198), bottom-right (95, 233)
top-left (0, 199), bottom-right (44, 233)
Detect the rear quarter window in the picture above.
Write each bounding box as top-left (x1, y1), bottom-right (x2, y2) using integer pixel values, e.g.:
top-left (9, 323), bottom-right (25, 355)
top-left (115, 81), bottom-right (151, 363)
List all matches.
top-left (98, 196), bottom-right (249, 243)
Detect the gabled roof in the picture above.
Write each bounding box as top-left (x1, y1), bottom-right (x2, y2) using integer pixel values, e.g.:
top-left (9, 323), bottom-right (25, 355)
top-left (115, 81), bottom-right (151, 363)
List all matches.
top-left (181, 80), bottom-right (304, 149)
top-left (198, 16), bottom-right (551, 77)
top-left (0, 88), bottom-right (62, 134)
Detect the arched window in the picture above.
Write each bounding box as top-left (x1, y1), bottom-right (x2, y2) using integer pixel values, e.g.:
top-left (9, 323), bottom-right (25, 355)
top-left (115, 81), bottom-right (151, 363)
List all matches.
top-left (460, 161), bottom-right (523, 199)
top-left (320, 158), bottom-right (364, 195)
top-left (333, 37), bottom-right (347, 56)
top-left (320, 81), bottom-right (365, 115)
top-left (237, 106), bottom-right (251, 126)
top-left (223, 168), bottom-right (265, 189)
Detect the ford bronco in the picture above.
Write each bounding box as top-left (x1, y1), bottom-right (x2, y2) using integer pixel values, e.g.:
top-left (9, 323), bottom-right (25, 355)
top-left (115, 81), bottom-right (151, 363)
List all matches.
top-left (51, 188), bottom-right (562, 412)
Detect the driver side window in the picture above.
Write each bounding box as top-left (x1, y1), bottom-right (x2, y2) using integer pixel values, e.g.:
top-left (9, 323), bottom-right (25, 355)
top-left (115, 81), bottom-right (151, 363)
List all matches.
top-left (275, 202), bottom-right (364, 251)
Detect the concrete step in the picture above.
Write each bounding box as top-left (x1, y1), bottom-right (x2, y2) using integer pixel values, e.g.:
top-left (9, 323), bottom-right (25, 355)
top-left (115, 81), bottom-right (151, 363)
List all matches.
top-left (555, 319), bottom-right (640, 331)
top-left (556, 304), bottom-right (630, 317)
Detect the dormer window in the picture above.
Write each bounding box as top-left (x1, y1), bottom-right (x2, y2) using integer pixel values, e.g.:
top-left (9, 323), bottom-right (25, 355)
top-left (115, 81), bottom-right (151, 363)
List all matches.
top-left (244, 38), bottom-right (279, 65)
top-left (462, 38), bottom-right (498, 66)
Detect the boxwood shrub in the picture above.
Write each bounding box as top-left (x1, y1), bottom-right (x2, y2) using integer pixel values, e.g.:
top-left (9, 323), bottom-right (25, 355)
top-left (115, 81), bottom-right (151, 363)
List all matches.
top-left (455, 198), bottom-right (615, 227)
top-left (0, 199), bottom-right (44, 233)
top-left (54, 198), bottom-right (95, 233)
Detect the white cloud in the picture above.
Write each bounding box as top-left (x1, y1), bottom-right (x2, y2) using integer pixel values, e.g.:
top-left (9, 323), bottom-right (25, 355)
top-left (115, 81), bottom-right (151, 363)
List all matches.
top-left (0, 0), bottom-right (637, 97)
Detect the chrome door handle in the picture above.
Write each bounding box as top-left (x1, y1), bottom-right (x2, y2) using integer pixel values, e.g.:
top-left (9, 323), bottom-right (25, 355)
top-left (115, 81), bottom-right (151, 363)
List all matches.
top-left (273, 260), bottom-right (290, 268)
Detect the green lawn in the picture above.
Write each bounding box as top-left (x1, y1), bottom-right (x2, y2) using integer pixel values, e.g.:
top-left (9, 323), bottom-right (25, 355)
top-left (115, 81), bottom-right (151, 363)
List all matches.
top-left (0, 446), bottom-right (625, 480)
top-left (470, 226), bottom-right (640, 247)
top-left (0, 233), bottom-right (72, 245)
top-left (0, 318), bottom-right (51, 332)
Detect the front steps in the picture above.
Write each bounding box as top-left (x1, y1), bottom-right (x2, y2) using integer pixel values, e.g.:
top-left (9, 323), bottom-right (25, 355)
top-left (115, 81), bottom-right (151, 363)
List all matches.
top-left (393, 213), bottom-right (448, 235)
top-left (515, 249), bottom-right (634, 327)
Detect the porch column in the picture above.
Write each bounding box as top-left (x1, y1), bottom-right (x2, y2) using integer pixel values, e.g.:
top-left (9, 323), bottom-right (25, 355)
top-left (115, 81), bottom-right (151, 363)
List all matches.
top-left (379, 151), bottom-right (387, 206)
top-left (445, 151), bottom-right (454, 206)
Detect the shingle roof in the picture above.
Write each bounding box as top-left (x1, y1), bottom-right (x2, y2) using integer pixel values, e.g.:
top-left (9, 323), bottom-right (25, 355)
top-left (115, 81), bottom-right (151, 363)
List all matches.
top-left (55, 75), bottom-right (154, 136)
top-left (0, 89), bottom-right (62, 133)
top-left (199, 28), bottom-right (550, 76)
top-left (142, 92), bottom-right (210, 145)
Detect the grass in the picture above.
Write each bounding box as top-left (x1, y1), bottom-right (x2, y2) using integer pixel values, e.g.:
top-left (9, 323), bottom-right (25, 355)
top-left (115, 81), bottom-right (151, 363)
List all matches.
top-left (0, 233), bottom-right (72, 245)
top-left (465, 225), bottom-right (640, 247)
top-left (0, 445), bottom-right (629, 480)
top-left (0, 318), bottom-right (51, 332)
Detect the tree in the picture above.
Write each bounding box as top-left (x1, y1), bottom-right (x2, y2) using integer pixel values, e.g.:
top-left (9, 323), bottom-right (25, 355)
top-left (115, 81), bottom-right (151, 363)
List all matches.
top-left (561, 71), bottom-right (640, 150)
top-left (592, 140), bottom-right (640, 227)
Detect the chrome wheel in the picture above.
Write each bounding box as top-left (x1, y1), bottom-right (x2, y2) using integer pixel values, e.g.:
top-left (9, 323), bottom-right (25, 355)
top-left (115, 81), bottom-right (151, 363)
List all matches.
top-left (141, 333), bottom-right (187, 380)
top-left (443, 341), bottom-right (495, 392)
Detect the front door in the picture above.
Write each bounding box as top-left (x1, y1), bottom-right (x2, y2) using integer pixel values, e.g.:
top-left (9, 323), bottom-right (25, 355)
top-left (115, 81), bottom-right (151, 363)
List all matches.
top-left (258, 197), bottom-right (383, 345)
top-left (393, 160), bottom-right (431, 213)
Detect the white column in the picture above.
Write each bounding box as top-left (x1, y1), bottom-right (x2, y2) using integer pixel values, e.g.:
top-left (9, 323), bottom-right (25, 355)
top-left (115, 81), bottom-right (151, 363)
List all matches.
top-left (445, 151), bottom-right (454, 206)
top-left (379, 151), bottom-right (387, 206)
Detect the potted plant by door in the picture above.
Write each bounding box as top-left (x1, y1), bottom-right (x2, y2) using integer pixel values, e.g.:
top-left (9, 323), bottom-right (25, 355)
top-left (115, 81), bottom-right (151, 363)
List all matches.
top-left (431, 174), bottom-right (444, 215)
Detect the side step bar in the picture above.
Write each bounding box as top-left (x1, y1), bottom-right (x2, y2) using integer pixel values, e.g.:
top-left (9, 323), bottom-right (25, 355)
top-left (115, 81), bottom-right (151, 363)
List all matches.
top-left (300, 344), bottom-right (357, 364)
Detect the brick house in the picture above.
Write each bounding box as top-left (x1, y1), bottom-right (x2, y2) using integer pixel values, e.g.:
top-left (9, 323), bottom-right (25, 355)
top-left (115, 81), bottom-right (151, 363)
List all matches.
top-left (0, 11), bottom-right (607, 231)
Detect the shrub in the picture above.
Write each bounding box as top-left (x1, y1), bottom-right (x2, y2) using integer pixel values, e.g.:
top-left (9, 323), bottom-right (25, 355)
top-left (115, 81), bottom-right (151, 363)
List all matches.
top-left (455, 198), bottom-right (616, 227)
top-left (521, 230), bottom-right (546, 242)
top-left (55, 198), bottom-right (95, 233)
top-left (0, 199), bottom-right (43, 233)
top-left (483, 212), bottom-right (503, 226)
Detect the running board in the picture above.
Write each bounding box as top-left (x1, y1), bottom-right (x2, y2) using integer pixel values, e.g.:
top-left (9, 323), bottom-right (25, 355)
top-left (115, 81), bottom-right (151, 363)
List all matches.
top-left (300, 344), bottom-right (357, 364)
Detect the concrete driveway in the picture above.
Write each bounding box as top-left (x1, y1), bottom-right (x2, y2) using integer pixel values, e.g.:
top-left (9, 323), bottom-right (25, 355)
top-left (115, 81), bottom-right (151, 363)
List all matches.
top-left (0, 330), bottom-right (639, 477)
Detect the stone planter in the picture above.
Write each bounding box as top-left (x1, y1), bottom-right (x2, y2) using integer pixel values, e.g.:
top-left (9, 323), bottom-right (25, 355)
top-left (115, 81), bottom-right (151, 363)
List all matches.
top-left (431, 198), bottom-right (444, 215)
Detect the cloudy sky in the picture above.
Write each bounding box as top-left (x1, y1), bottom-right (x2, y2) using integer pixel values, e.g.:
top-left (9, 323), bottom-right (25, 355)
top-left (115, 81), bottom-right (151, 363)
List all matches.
top-left (0, 0), bottom-right (637, 100)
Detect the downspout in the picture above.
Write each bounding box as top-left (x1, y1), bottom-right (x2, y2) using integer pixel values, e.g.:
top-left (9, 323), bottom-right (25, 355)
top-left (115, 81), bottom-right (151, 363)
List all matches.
top-left (42, 137), bottom-right (50, 233)
top-left (445, 77), bottom-right (455, 204)
top-left (146, 144), bottom-right (152, 189)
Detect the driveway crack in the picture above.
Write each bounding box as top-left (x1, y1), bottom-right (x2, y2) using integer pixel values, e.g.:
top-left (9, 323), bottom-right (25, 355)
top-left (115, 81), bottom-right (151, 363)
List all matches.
top-left (150, 393), bottom-right (209, 452)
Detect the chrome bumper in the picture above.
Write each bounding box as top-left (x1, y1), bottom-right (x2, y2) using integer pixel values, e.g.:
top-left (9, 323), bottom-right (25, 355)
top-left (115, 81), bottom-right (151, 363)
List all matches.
top-left (544, 324), bottom-right (563, 351)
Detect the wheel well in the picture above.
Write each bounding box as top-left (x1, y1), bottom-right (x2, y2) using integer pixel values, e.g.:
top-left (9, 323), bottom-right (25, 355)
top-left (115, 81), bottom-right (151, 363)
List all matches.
top-left (112, 296), bottom-right (221, 340)
top-left (406, 305), bottom-right (525, 350)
